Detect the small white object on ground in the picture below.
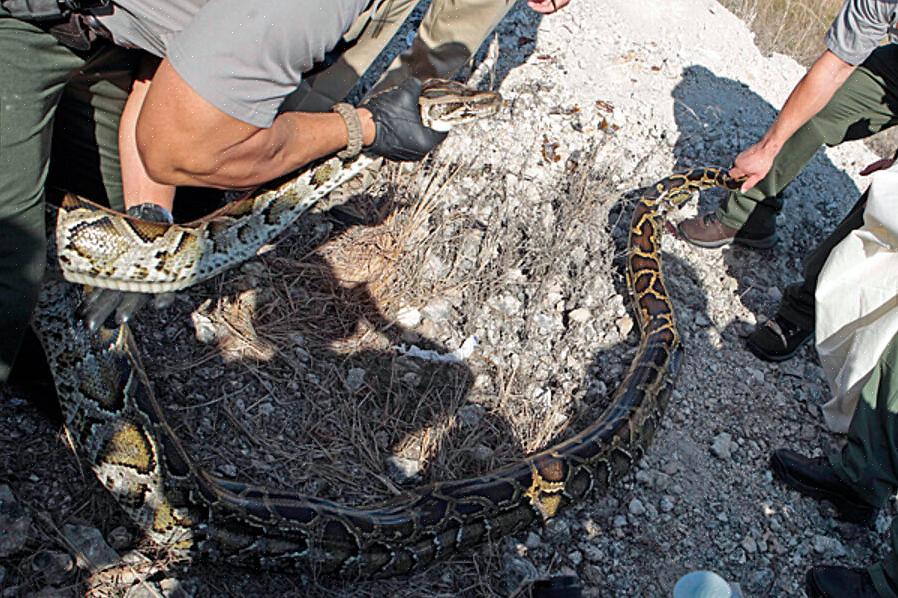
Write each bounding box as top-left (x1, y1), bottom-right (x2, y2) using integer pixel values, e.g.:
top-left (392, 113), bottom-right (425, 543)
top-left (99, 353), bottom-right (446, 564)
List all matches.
top-left (673, 571), bottom-right (738, 598)
top-left (397, 335), bottom-right (478, 364)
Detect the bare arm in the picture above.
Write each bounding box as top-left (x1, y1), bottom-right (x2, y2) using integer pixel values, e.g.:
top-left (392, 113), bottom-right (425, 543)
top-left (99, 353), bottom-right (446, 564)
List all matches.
top-left (730, 50), bottom-right (856, 192)
top-left (136, 59), bottom-right (376, 188)
top-left (120, 56), bottom-right (176, 210)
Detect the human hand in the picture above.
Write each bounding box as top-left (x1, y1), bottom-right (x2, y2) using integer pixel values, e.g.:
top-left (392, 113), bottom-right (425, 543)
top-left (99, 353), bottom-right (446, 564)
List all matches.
top-left (362, 77), bottom-right (448, 162)
top-left (79, 203), bottom-right (175, 332)
top-left (728, 141), bottom-right (777, 193)
top-left (79, 288), bottom-right (175, 332)
top-left (528, 0), bottom-right (571, 13)
top-left (860, 158), bottom-right (895, 176)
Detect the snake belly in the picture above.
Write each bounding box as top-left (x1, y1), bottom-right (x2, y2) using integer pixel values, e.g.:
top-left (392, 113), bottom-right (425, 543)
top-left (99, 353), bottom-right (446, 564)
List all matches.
top-left (33, 168), bottom-right (737, 578)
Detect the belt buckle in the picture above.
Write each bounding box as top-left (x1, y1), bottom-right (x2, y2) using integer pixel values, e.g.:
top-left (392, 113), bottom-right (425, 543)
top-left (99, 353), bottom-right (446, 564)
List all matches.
top-left (69, 0), bottom-right (109, 11)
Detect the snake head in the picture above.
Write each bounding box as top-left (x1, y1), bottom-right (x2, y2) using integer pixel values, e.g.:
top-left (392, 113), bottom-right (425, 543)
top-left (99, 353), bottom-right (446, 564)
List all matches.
top-left (419, 79), bottom-right (503, 132)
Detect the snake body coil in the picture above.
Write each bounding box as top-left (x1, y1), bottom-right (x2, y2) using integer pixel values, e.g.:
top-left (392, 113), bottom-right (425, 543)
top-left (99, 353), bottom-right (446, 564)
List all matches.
top-left (35, 151), bottom-right (737, 576)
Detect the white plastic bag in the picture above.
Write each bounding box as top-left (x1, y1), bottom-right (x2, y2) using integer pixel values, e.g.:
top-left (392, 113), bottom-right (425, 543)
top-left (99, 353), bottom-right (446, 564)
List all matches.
top-left (815, 163), bottom-right (898, 433)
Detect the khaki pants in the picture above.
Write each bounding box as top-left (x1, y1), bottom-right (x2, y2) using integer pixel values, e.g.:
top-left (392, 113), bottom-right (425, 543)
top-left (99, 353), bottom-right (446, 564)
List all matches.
top-left (286, 0), bottom-right (515, 112)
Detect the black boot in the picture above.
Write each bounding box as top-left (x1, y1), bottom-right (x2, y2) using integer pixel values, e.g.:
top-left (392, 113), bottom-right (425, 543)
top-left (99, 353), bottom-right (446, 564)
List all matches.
top-left (745, 313), bottom-right (813, 362)
top-left (806, 566), bottom-right (878, 597)
top-left (770, 449), bottom-right (878, 526)
top-left (5, 327), bottom-right (60, 422)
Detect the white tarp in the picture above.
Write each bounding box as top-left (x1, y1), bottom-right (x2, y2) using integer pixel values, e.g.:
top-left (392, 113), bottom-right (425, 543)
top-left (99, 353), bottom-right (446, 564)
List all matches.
top-left (815, 163), bottom-right (898, 433)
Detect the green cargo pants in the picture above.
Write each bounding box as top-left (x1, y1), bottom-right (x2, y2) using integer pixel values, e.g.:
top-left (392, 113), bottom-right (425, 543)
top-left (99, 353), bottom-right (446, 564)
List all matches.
top-left (718, 44), bottom-right (898, 237)
top-left (829, 332), bottom-right (898, 597)
top-left (0, 8), bottom-right (137, 382)
top-left (285, 0), bottom-right (514, 112)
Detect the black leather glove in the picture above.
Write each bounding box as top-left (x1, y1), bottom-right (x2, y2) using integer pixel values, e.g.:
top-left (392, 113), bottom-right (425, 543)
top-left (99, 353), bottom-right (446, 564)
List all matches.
top-left (362, 77), bottom-right (448, 162)
top-left (79, 203), bottom-right (175, 332)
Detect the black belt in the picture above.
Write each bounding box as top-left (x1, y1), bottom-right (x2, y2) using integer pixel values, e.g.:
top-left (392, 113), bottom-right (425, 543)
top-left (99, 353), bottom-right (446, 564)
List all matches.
top-left (2, 0), bottom-right (112, 50)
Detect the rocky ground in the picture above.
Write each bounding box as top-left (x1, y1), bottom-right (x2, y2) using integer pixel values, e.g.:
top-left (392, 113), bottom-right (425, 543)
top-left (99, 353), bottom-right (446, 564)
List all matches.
top-left (1, 0), bottom-right (894, 596)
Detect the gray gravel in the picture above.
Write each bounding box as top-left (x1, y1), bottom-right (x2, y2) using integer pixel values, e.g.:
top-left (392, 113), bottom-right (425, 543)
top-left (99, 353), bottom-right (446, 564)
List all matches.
top-left (1, 0), bottom-right (894, 596)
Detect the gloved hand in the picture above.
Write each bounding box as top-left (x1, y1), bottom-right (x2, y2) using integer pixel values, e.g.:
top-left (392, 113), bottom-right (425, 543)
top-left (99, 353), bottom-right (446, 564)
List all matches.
top-left (362, 77), bottom-right (448, 162)
top-left (79, 203), bottom-right (175, 332)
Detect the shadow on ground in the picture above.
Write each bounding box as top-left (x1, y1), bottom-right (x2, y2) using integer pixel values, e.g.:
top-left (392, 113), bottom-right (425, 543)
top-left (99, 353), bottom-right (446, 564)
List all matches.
top-left (670, 64), bottom-right (862, 351)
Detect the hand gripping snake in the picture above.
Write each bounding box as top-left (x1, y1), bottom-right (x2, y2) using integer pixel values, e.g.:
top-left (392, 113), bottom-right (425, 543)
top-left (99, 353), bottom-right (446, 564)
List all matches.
top-left (54, 80), bottom-right (501, 294)
top-left (33, 86), bottom-right (739, 578)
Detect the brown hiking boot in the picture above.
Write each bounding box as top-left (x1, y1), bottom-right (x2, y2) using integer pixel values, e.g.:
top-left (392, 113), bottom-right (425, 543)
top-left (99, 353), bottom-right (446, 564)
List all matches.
top-left (677, 212), bottom-right (777, 249)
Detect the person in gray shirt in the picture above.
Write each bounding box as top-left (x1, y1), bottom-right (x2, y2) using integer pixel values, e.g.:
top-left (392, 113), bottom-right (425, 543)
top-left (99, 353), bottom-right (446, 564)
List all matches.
top-left (661, 1), bottom-right (898, 596)
top-left (679, 0), bottom-right (898, 252)
top-left (0, 0), bottom-right (456, 390)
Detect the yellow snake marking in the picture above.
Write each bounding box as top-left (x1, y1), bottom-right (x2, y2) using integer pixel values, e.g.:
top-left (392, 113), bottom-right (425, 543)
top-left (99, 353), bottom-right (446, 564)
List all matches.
top-left (524, 464), bottom-right (566, 519)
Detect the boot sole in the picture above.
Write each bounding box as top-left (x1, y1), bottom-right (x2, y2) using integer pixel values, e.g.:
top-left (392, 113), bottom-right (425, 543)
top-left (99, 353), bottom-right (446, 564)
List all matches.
top-left (676, 224), bottom-right (778, 250)
top-left (734, 234), bottom-right (779, 249)
top-left (769, 453), bottom-right (877, 527)
top-left (745, 331), bottom-right (813, 363)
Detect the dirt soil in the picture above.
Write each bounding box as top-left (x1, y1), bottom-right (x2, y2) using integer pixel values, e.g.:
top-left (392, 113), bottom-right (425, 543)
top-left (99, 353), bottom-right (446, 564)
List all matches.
top-left (1, 0), bottom-right (895, 596)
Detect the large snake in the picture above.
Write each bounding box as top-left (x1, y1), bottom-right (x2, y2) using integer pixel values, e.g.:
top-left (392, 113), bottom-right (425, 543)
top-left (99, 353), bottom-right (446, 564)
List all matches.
top-left (54, 80), bottom-right (501, 294)
top-left (35, 120), bottom-right (737, 577)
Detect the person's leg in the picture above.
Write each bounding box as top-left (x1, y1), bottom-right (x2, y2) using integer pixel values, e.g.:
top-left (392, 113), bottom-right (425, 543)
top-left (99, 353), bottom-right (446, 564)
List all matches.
top-left (829, 333), bottom-right (898, 508)
top-left (826, 333), bottom-right (898, 597)
top-left (0, 10), bottom-right (84, 382)
top-left (284, 0), bottom-right (421, 113)
top-left (48, 44), bottom-right (139, 211)
top-left (726, 45), bottom-right (898, 235)
top-left (778, 188), bottom-right (869, 329)
top-left (371, 0), bottom-right (515, 93)
top-left (745, 188), bottom-right (868, 361)
top-left (682, 44), bottom-right (898, 246)
top-left (285, 0), bottom-right (515, 113)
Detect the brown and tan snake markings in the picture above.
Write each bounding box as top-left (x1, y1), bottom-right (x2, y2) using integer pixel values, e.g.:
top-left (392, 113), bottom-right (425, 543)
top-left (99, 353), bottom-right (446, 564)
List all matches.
top-left (36, 82), bottom-right (737, 579)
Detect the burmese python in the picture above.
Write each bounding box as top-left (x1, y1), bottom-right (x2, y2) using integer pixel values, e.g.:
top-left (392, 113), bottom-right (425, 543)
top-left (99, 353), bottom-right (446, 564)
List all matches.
top-left (36, 100), bottom-right (738, 576)
top-left (55, 80), bottom-right (500, 293)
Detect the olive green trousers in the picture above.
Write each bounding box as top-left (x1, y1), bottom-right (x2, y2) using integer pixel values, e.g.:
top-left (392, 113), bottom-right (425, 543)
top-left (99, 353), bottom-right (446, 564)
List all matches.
top-left (829, 332), bottom-right (898, 597)
top-left (0, 7), bottom-right (136, 382)
top-left (719, 44), bottom-right (898, 237)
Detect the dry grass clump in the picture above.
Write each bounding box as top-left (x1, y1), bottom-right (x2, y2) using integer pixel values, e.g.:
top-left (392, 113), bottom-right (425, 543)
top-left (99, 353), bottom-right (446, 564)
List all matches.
top-left (718, 0), bottom-right (843, 65)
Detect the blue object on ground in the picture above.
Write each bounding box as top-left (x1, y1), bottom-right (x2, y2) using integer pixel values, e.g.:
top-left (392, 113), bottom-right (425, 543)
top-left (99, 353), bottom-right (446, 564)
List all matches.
top-left (673, 571), bottom-right (733, 598)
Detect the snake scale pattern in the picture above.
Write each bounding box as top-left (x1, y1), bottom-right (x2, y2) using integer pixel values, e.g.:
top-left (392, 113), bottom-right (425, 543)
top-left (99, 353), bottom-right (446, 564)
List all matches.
top-left (35, 92), bottom-right (737, 578)
top-left (55, 80), bottom-right (500, 294)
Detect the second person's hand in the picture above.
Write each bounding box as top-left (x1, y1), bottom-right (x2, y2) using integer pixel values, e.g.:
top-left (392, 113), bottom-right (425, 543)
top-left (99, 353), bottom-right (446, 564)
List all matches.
top-left (728, 141), bottom-right (778, 193)
top-left (528, 0), bottom-right (571, 14)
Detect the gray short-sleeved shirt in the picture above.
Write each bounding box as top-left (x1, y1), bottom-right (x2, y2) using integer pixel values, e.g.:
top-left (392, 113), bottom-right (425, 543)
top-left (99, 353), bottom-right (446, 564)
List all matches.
top-left (96, 0), bottom-right (369, 127)
top-left (825, 0), bottom-right (898, 65)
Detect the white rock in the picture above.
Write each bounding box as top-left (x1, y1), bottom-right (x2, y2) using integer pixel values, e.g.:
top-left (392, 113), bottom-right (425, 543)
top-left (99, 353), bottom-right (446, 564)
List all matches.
top-left (396, 307), bottom-right (422, 327)
top-left (190, 313), bottom-right (218, 344)
top-left (422, 299), bottom-right (452, 322)
top-left (659, 496), bottom-right (675, 513)
top-left (568, 307), bottom-right (592, 323)
top-left (386, 456), bottom-right (421, 483)
top-left (525, 532), bottom-right (541, 549)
